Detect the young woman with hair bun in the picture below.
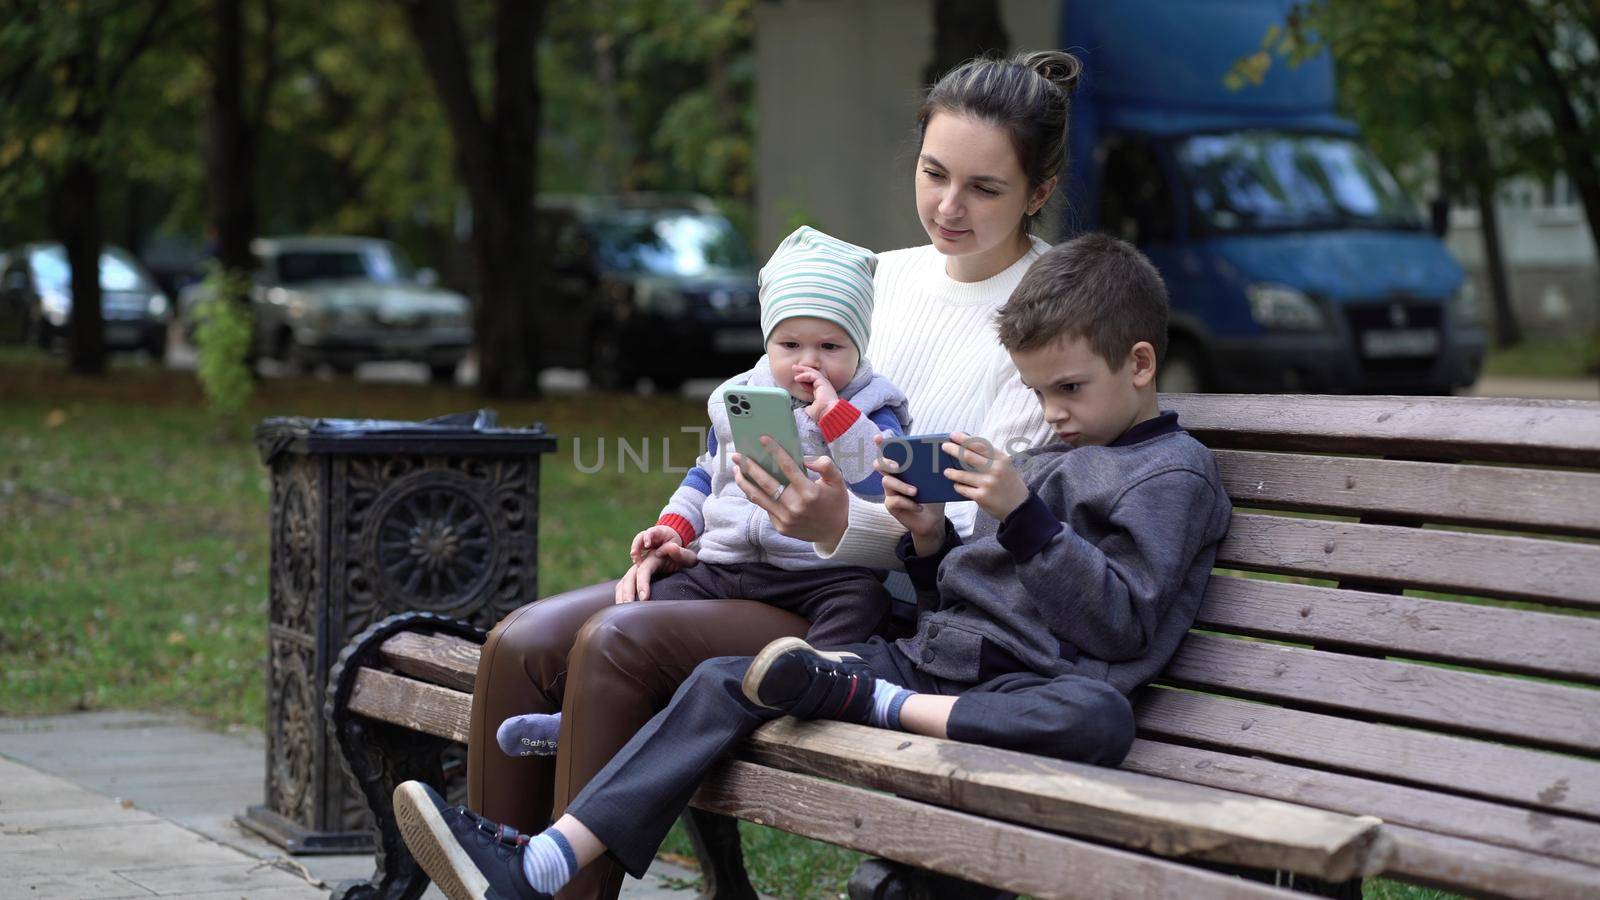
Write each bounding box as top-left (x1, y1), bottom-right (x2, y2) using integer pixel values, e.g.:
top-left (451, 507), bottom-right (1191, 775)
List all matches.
top-left (462, 51), bottom-right (1083, 900)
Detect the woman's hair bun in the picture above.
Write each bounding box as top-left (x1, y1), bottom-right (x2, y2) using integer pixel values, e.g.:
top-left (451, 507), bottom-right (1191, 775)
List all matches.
top-left (1016, 49), bottom-right (1081, 94)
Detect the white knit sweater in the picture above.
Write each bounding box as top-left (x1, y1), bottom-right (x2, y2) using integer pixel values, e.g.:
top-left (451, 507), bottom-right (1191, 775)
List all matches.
top-left (817, 237), bottom-right (1053, 568)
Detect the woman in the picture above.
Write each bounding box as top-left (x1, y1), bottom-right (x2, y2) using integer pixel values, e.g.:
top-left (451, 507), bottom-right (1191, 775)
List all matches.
top-left (469, 50), bottom-right (1082, 899)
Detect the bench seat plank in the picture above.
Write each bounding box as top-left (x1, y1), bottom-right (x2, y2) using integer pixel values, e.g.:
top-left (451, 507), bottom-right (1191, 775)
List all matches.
top-left (1217, 514), bottom-right (1600, 610)
top-left (1196, 576), bottom-right (1600, 683)
top-left (694, 761), bottom-right (1298, 900)
top-left (1164, 394), bottom-right (1600, 467)
top-left (1119, 741), bottom-right (1600, 893)
top-left (1385, 824), bottom-right (1600, 900)
top-left (1211, 450), bottom-right (1600, 537)
top-left (376, 631), bottom-right (479, 692)
top-left (1134, 688), bottom-right (1600, 819)
top-left (741, 718), bottom-right (1389, 880)
top-left (1161, 633), bottom-right (1600, 753)
top-left (348, 668), bottom-right (471, 743)
top-left (345, 666), bottom-right (1388, 880)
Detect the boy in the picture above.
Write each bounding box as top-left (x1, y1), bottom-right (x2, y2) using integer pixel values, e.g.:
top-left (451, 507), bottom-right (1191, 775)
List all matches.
top-left (393, 233), bottom-right (1233, 900)
top-left (496, 225), bottom-right (910, 758)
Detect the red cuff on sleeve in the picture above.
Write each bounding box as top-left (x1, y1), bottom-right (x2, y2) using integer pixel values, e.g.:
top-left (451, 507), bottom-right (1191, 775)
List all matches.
top-left (657, 513), bottom-right (696, 546)
top-left (818, 400), bottom-right (862, 442)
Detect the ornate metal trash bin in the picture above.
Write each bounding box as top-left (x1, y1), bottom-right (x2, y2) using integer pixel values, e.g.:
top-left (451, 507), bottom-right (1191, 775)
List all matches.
top-left (243, 411), bottom-right (556, 853)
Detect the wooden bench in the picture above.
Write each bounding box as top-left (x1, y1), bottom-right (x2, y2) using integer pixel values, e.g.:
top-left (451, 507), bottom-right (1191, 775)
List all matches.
top-left (325, 393), bottom-right (1600, 900)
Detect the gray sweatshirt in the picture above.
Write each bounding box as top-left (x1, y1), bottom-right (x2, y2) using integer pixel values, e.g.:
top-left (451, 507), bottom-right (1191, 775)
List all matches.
top-left (655, 357), bottom-right (911, 570)
top-left (895, 413), bottom-right (1231, 695)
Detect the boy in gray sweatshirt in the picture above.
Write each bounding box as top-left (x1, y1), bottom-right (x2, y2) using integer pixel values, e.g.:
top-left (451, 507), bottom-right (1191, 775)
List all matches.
top-left (393, 234), bottom-right (1233, 900)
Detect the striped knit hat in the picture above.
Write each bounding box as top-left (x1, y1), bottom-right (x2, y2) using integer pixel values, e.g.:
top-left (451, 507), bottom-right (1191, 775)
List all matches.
top-left (759, 226), bottom-right (877, 356)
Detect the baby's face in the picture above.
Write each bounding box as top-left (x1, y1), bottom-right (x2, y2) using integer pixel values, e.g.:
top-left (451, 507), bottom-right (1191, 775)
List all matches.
top-left (765, 317), bottom-right (859, 401)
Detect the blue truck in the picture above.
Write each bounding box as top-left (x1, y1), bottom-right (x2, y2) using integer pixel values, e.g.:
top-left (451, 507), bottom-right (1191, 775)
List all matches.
top-left (1062, 0), bottom-right (1485, 393)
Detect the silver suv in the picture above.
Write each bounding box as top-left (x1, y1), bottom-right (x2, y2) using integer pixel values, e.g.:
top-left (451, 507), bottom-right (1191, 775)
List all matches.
top-left (180, 236), bottom-right (472, 381)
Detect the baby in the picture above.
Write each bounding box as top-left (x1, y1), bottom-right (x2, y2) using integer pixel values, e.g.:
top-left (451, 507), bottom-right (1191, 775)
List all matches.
top-left (498, 226), bottom-right (909, 757)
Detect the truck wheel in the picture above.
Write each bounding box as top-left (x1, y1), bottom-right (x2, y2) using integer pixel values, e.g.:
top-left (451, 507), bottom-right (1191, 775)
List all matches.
top-left (428, 362), bottom-right (458, 384)
top-left (1158, 339), bottom-right (1210, 394)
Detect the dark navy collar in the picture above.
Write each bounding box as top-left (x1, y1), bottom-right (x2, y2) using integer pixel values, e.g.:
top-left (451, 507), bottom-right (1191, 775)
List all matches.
top-left (1109, 410), bottom-right (1181, 448)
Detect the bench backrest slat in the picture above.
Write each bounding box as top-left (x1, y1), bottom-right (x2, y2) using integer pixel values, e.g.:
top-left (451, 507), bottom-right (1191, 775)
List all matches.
top-left (1196, 576), bottom-right (1600, 683)
top-left (1212, 449), bottom-right (1600, 538)
top-left (1133, 688), bottom-right (1600, 820)
top-left (1164, 394), bottom-right (1600, 467)
top-left (1214, 513), bottom-right (1600, 610)
top-left (1159, 633), bottom-right (1600, 755)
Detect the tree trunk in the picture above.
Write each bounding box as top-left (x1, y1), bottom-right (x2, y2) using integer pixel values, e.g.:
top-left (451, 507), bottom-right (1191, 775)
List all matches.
top-left (401, 0), bottom-right (546, 398)
top-left (1472, 173), bottom-right (1520, 348)
top-left (1515, 1), bottom-right (1600, 267)
top-left (924, 0), bottom-right (1009, 86)
top-left (50, 159), bottom-right (107, 375)
top-left (208, 0), bottom-right (257, 275)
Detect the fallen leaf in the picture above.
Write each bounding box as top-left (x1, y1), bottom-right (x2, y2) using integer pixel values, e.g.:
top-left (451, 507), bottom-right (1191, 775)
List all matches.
top-left (44, 409), bottom-right (67, 428)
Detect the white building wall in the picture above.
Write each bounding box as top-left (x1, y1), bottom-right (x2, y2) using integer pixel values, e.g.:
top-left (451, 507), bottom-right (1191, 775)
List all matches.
top-left (1446, 174), bottom-right (1598, 335)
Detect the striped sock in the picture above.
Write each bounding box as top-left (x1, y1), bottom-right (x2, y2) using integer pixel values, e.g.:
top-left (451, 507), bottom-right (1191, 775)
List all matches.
top-left (520, 827), bottom-right (579, 895)
top-left (869, 679), bottom-right (914, 730)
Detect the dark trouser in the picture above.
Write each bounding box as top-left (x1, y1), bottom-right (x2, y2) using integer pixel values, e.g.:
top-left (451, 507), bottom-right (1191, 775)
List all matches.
top-left (647, 562), bottom-right (891, 648)
top-left (466, 583), bottom-right (810, 900)
top-left (566, 637), bottom-right (1137, 879)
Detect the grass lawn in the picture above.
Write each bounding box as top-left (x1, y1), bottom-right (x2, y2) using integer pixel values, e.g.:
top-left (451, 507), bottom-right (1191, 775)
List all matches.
top-left (1483, 334), bottom-right (1600, 378)
top-left (0, 348), bottom-right (1452, 899)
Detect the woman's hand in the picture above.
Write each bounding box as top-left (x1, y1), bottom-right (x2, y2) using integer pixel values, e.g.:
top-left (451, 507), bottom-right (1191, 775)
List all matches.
top-left (615, 542), bottom-right (698, 604)
top-left (629, 524), bottom-right (682, 564)
top-left (943, 431), bottom-right (1030, 521)
top-left (792, 365), bottom-right (839, 422)
top-left (731, 438), bottom-right (850, 546)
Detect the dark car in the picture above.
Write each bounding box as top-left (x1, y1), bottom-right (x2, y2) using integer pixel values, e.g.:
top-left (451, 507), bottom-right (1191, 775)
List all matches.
top-left (0, 243), bottom-right (170, 359)
top-left (535, 195), bottom-right (762, 391)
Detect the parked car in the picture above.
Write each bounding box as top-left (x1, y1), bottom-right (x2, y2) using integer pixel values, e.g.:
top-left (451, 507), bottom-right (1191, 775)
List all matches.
top-left (179, 236), bottom-right (471, 381)
top-left (0, 242), bottom-right (170, 358)
top-left (533, 194), bottom-right (762, 391)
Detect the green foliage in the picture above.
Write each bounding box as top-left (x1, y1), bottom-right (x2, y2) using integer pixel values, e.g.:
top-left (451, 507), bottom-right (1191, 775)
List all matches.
top-left (192, 265), bottom-right (255, 426)
top-left (1228, 0), bottom-right (1600, 200)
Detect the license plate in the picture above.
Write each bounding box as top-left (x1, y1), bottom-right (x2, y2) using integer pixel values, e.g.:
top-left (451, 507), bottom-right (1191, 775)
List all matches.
top-left (713, 329), bottom-right (764, 353)
top-left (1361, 328), bottom-right (1439, 358)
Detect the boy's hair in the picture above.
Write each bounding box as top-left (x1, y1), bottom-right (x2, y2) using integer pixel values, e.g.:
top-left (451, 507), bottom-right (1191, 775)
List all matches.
top-left (995, 233), bottom-right (1169, 366)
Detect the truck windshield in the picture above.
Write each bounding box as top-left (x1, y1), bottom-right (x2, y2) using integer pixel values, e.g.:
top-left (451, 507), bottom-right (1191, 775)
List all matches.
top-left (591, 212), bottom-right (755, 277)
top-left (1175, 133), bottom-right (1422, 234)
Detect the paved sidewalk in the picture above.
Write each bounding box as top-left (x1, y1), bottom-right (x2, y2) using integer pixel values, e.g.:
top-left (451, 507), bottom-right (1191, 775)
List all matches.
top-left (0, 711), bottom-right (700, 899)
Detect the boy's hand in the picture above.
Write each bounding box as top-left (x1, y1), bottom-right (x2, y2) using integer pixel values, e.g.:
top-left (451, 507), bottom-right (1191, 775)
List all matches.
top-left (875, 434), bottom-right (946, 556)
top-left (630, 525), bottom-right (682, 564)
top-left (943, 431), bottom-right (1030, 521)
top-left (792, 364), bottom-right (838, 421)
top-left (615, 542), bottom-right (698, 604)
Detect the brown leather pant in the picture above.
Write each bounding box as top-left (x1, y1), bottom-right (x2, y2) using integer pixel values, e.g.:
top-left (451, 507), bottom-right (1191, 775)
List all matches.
top-left (466, 580), bottom-right (810, 900)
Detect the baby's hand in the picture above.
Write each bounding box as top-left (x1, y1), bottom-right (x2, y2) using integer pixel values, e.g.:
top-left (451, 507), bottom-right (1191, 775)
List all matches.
top-left (792, 365), bottom-right (839, 422)
top-left (630, 525), bottom-right (683, 564)
top-left (875, 435), bottom-right (946, 555)
top-left (942, 431), bottom-right (1029, 520)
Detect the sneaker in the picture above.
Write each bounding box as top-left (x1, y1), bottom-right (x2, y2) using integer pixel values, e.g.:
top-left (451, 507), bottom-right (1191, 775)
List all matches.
top-left (741, 636), bottom-right (874, 721)
top-left (393, 780), bottom-right (550, 900)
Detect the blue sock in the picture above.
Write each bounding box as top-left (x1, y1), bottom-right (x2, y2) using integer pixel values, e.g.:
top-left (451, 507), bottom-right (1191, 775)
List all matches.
top-left (497, 712), bottom-right (561, 757)
top-left (869, 679), bottom-right (913, 730)
top-left (520, 827), bottom-right (578, 894)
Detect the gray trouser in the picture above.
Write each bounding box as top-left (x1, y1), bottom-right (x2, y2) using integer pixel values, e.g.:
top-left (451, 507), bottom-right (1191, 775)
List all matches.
top-left (647, 562), bottom-right (891, 648)
top-left (565, 637), bottom-right (1135, 878)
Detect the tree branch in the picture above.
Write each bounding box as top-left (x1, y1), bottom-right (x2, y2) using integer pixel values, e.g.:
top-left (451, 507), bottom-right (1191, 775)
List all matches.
top-left (105, 0), bottom-right (176, 97)
top-left (399, 0), bottom-right (492, 196)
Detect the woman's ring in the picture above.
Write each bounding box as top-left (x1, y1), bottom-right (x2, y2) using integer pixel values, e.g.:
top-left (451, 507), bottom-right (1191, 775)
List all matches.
top-left (771, 484), bottom-right (786, 502)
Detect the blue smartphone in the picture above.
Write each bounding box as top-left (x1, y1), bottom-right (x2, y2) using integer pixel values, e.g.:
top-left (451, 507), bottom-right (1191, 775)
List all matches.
top-left (880, 433), bottom-right (964, 503)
